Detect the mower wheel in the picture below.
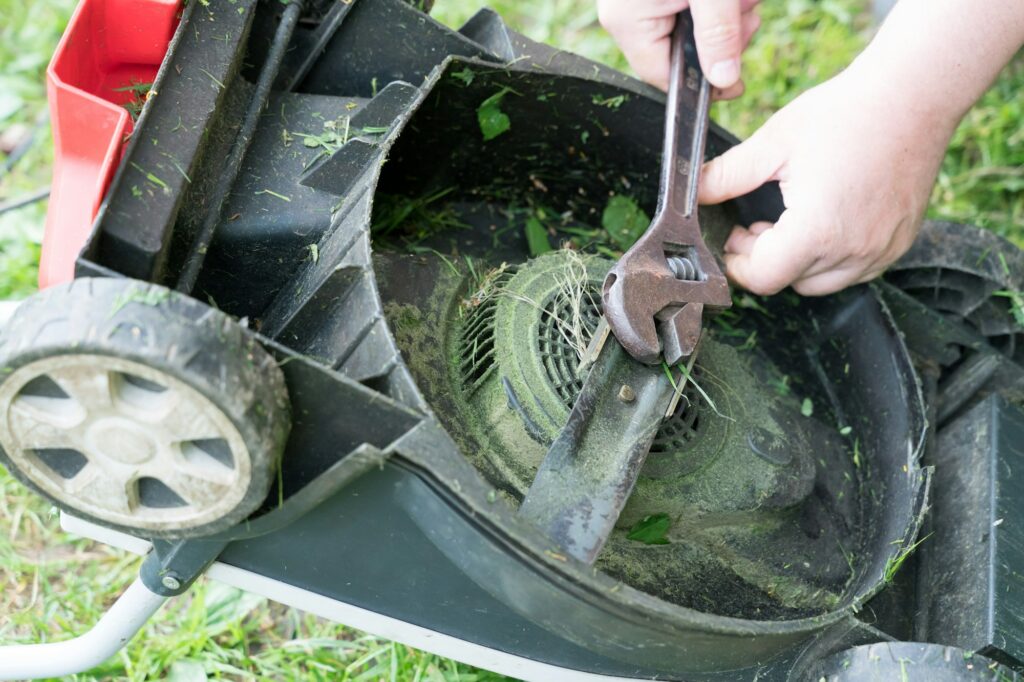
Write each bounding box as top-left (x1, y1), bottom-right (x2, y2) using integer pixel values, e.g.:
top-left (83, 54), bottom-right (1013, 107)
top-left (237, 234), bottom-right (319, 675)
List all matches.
top-left (0, 278), bottom-right (290, 538)
top-left (886, 220), bottom-right (1024, 364)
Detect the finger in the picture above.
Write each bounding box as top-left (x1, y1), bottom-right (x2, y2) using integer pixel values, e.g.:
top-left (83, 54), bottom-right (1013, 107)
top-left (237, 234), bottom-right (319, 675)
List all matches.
top-left (711, 80), bottom-right (745, 101)
top-left (699, 130), bottom-right (783, 205)
top-left (614, 18), bottom-right (676, 90)
top-left (723, 211), bottom-right (823, 295)
top-left (705, 10), bottom-right (759, 99)
top-left (598, 0), bottom-right (689, 90)
top-left (724, 223), bottom-right (766, 254)
top-left (791, 266), bottom-right (869, 297)
top-left (740, 0), bottom-right (760, 11)
top-left (625, 29), bottom-right (673, 90)
top-left (689, 0), bottom-right (745, 89)
top-left (855, 268), bottom-right (886, 284)
top-left (741, 9), bottom-right (761, 49)
top-left (748, 220), bottom-right (771, 236)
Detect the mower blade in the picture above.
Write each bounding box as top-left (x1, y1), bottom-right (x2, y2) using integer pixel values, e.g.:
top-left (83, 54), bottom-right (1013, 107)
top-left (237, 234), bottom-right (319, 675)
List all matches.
top-left (518, 338), bottom-right (674, 564)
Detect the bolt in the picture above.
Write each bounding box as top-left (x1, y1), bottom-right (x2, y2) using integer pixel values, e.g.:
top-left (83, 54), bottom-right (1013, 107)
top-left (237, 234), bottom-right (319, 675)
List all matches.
top-left (618, 384), bottom-right (636, 403)
top-left (161, 574), bottom-right (182, 591)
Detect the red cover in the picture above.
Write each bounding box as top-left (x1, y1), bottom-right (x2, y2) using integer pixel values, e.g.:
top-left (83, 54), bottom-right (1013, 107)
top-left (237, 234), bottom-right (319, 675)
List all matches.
top-left (40, 0), bottom-right (181, 288)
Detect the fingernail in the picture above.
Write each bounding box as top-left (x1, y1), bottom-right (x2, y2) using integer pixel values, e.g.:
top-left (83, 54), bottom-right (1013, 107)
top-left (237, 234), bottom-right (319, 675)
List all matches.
top-left (709, 59), bottom-right (740, 88)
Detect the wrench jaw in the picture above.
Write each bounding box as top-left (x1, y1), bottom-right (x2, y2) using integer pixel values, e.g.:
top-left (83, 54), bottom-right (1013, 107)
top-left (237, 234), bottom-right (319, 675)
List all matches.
top-left (602, 255), bottom-right (673, 365)
top-left (601, 213), bottom-right (731, 366)
top-left (657, 302), bottom-right (704, 365)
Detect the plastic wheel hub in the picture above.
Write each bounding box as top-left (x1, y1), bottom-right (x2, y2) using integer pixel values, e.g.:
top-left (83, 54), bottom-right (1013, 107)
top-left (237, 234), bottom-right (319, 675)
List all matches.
top-left (0, 354), bottom-right (252, 532)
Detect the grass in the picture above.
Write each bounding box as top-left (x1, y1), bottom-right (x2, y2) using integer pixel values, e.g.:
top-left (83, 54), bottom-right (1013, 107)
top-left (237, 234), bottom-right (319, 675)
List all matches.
top-left (0, 0), bottom-right (1021, 680)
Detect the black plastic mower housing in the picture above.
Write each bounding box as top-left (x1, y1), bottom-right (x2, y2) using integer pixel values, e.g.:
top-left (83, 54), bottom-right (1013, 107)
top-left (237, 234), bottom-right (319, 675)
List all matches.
top-left (44, 0), bottom-right (1024, 678)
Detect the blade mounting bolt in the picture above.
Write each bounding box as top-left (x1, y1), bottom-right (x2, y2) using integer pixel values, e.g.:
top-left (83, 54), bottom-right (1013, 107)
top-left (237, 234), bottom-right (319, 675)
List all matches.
top-left (618, 384), bottom-right (636, 403)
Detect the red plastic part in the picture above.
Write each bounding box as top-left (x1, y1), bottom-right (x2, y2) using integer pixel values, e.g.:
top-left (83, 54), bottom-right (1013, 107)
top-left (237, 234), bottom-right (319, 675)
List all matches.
top-left (40, 0), bottom-right (181, 289)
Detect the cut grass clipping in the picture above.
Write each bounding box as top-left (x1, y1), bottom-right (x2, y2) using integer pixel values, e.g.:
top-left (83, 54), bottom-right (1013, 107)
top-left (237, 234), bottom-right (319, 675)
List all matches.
top-left (884, 533), bottom-right (932, 583)
top-left (113, 80), bottom-right (153, 122)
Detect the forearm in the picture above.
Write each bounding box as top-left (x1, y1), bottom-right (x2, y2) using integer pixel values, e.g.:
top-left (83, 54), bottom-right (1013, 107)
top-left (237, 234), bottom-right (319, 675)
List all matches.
top-left (851, 0), bottom-right (1024, 135)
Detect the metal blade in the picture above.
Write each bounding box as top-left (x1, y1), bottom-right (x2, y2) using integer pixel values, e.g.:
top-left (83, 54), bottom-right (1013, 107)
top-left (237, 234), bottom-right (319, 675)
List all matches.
top-left (518, 338), bottom-right (674, 564)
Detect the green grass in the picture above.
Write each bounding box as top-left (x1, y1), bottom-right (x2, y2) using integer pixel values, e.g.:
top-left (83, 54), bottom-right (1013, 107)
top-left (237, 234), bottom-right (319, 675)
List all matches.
top-left (0, 1), bottom-right (1021, 680)
top-left (0, 0), bottom-right (70, 298)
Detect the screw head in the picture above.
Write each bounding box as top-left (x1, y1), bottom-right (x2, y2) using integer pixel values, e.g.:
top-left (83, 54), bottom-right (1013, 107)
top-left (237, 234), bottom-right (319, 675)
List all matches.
top-left (161, 574), bottom-right (182, 591)
top-left (617, 384), bottom-right (636, 403)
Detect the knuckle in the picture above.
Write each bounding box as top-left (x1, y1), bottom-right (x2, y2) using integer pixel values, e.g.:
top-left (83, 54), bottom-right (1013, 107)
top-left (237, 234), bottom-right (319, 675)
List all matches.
top-left (810, 224), bottom-right (841, 261)
top-left (696, 21), bottom-right (743, 50)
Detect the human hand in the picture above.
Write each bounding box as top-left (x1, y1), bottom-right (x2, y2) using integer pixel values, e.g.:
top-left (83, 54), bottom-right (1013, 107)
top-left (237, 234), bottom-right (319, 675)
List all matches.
top-left (698, 66), bottom-right (957, 296)
top-left (598, 0), bottom-right (761, 94)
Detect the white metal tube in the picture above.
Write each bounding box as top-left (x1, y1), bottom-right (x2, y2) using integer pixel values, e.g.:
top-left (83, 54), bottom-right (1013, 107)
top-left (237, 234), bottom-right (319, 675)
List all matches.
top-left (0, 578), bottom-right (167, 680)
top-left (0, 300), bottom-right (19, 328)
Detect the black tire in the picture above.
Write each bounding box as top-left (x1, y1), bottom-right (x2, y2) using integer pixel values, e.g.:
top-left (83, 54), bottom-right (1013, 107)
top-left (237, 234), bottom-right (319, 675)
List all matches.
top-left (886, 220), bottom-right (1024, 364)
top-left (0, 278), bottom-right (291, 538)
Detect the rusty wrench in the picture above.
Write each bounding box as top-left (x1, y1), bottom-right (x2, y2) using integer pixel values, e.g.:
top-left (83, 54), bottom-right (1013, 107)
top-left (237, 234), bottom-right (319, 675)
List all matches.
top-left (601, 10), bottom-right (732, 366)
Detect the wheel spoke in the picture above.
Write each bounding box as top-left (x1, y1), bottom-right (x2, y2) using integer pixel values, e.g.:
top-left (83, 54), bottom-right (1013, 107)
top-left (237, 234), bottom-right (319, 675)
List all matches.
top-left (8, 402), bottom-right (81, 449)
top-left (47, 366), bottom-right (115, 412)
top-left (959, 280), bottom-right (1003, 318)
top-left (10, 418), bottom-right (78, 451)
top-left (160, 468), bottom-right (228, 508)
top-left (66, 465), bottom-right (135, 514)
top-left (161, 393), bottom-right (224, 441)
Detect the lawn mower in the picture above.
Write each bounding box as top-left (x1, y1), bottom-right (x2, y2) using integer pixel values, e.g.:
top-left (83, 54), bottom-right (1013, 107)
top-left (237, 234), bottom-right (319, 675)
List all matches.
top-left (0, 0), bottom-right (1023, 679)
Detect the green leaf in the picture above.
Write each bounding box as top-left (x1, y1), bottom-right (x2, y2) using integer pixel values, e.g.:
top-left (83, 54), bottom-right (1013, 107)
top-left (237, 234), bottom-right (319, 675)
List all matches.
top-left (477, 89), bottom-right (512, 141)
top-left (801, 397), bottom-right (813, 417)
top-left (524, 217), bottom-right (552, 256)
top-left (627, 513), bottom-right (671, 545)
top-left (601, 195), bottom-right (649, 250)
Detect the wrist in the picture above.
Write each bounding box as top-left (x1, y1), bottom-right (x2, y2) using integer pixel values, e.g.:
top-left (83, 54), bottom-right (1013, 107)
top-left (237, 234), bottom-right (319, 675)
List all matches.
top-left (844, 0), bottom-right (1024, 140)
top-left (842, 50), bottom-right (964, 142)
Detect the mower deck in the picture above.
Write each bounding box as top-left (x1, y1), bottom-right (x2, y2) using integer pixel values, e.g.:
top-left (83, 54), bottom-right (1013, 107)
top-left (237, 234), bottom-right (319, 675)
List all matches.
top-left (0, 0), bottom-right (1022, 680)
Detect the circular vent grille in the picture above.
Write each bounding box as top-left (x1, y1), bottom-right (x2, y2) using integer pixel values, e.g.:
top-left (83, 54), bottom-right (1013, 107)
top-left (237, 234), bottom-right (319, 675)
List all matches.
top-left (537, 288), bottom-right (707, 453)
top-left (457, 266), bottom-right (518, 395)
top-left (650, 379), bottom-right (705, 455)
top-left (537, 290), bottom-right (602, 407)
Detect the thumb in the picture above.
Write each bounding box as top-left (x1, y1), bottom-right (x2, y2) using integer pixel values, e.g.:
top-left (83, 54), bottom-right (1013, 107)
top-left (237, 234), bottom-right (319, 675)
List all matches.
top-left (689, 0), bottom-right (744, 88)
top-left (698, 131), bottom-right (782, 205)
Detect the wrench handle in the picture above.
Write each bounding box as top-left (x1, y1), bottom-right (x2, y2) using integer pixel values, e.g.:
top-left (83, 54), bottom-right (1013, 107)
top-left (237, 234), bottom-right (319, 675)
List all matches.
top-left (657, 10), bottom-right (712, 220)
